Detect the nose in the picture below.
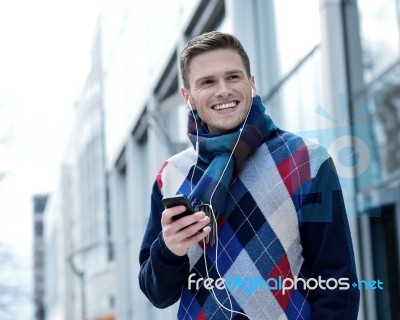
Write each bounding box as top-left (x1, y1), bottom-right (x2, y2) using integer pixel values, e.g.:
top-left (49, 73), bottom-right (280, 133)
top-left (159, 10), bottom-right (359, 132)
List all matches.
top-left (215, 79), bottom-right (232, 98)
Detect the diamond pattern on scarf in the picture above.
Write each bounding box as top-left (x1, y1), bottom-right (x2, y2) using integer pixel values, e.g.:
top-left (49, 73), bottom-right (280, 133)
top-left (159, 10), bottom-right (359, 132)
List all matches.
top-left (159, 99), bottom-right (326, 319)
top-left (186, 95), bottom-right (277, 215)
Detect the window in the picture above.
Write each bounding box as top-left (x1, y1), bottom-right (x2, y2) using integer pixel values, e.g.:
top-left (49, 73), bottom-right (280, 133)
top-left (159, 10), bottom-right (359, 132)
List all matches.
top-left (356, 0), bottom-right (400, 83)
top-left (369, 204), bottom-right (400, 319)
top-left (35, 221), bottom-right (43, 236)
top-left (273, 0), bottom-right (321, 77)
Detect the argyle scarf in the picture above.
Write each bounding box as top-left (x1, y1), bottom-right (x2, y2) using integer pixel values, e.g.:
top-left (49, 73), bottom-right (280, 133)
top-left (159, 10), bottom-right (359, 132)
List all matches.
top-left (187, 95), bottom-right (277, 214)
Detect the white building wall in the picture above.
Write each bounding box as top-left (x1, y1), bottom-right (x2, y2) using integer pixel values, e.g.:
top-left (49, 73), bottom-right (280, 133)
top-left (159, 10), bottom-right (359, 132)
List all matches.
top-left (44, 188), bottom-right (66, 320)
top-left (109, 166), bottom-right (130, 319)
top-left (102, 2), bottom-right (201, 319)
top-left (42, 17), bottom-right (118, 320)
top-left (319, 2), bottom-right (364, 318)
top-left (73, 80), bottom-right (116, 320)
top-left (61, 164), bottom-right (81, 320)
top-left (109, 106), bottom-right (178, 319)
top-left (101, 0), bottom-right (201, 168)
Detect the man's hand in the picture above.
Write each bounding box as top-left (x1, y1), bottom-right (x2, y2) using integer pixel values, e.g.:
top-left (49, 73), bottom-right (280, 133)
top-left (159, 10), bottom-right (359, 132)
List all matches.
top-left (161, 205), bottom-right (211, 256)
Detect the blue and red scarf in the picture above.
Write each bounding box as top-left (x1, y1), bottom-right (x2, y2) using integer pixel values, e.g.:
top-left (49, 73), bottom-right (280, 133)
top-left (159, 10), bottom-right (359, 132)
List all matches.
top-left (187, 95), bottom-right (278, 214)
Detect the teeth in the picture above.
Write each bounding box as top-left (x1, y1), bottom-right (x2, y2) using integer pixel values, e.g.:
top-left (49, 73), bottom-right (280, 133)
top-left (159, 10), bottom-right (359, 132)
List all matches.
top-left (213, 102), bottom-right (236, 110)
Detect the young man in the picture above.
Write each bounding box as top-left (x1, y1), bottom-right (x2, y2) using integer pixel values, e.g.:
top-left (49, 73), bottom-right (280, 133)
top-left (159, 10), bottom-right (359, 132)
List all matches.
top-left (139, 31), bottom-right (359, 319)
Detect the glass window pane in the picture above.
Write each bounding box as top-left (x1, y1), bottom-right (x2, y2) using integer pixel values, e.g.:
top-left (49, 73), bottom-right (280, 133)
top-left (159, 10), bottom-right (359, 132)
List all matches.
top-left (267, 48), bottom-right (323, 133)
top-left (358, 0), bottom-right (400, 83)
top-left (353, 63), bottom-right (400, 183)
top-left (273, 0), bottom-right (321, 77)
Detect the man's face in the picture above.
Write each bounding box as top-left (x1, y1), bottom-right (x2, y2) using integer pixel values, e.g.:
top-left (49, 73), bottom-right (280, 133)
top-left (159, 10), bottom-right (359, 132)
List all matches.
top-left (181, 49), bottom-right (256, 134)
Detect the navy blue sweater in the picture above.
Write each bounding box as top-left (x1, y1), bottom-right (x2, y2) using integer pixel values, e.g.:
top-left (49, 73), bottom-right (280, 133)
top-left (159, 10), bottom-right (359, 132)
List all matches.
top-left (139, 131), bottom-right (360, 319)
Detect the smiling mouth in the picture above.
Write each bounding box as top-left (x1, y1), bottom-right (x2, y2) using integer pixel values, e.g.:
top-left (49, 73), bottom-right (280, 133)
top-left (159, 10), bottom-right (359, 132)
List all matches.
top-left (212, 101), bottom-right (238, 111)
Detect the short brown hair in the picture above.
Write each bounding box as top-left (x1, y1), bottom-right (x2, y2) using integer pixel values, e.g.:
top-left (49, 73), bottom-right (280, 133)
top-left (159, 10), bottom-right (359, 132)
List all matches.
top-left (180, 31), bottom-right (251, 89)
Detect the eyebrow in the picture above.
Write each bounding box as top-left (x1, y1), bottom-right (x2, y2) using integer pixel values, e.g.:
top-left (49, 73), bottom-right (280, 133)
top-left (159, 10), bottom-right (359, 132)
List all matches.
top-left (194, 70), bottom-right (246, 84)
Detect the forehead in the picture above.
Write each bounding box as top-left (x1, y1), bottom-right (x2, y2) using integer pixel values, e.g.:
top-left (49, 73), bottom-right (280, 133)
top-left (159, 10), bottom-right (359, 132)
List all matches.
top-left (188, 49), bottom-right (245, 81)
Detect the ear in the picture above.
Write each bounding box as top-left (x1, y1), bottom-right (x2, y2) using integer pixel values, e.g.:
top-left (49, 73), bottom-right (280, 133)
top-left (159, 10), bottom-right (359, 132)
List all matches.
top-left (249, 76), bottom-right (257, 97)
top-left (180, 87), bottom-right (195, 109)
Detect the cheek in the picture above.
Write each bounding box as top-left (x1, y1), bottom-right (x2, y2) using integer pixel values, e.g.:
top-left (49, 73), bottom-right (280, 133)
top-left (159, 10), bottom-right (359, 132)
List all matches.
top-left (192, 87), bottom-right (207, 101)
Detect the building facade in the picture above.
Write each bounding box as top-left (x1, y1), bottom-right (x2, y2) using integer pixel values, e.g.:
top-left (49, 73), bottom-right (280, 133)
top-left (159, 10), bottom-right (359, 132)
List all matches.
top-left (71, 20), bottom-right (117, 320)
top-left (43, 19), bottom-right (116, 320)
top-left (43, 187), bottom-right (67, 320)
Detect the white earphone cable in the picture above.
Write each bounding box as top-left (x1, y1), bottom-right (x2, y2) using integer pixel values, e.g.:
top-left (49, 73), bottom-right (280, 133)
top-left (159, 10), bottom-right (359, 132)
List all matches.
top-left (188, 87), bottom-right (254, 320)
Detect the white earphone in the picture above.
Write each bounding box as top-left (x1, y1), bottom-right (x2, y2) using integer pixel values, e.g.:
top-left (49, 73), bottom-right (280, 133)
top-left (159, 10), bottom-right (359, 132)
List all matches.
top-left (186, 89), bottom-right (253, 320)
top-left (187, 97), bottom-right (199, 156)
top-left (187, 98), bottom-right (193, 110)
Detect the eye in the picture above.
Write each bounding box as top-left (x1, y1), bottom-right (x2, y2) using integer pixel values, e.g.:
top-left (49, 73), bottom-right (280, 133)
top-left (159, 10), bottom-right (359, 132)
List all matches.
top-left (201, 79), bottom-right (214, 86)
top-left (227, 74), bottom-right (240, 80)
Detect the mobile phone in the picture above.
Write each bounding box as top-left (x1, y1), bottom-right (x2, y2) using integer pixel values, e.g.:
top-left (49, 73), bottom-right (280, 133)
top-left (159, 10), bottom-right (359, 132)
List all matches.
top-left (162, 194), bottom-right (195, 221)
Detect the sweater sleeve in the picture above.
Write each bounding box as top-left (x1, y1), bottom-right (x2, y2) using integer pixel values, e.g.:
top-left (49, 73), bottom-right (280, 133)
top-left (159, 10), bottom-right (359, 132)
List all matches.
top-left (138, 181), bottom-right (190, 308)
top-left (299, 157), bottom-right (360, 319)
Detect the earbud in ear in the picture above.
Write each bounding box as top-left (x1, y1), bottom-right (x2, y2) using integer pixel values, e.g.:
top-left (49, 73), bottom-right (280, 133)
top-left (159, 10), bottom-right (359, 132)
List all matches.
top-left (187, 99), bottom-right (193, 110)
top-left (251, 88), bottom-right (255, 98)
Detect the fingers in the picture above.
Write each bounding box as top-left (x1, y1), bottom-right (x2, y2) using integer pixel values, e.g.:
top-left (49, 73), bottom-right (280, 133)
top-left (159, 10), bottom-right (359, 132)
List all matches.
top-left (162, 206), bottom-right (205, 229)
top-left (161, 207), bottom-right (212, 256)
top-left (166, 224), bottom-right (211, 257)
top-left (182, 225), bottom-right (212, 246)
top-left (161, 205), bottom-right (189, 224)
top-left (174, 215), bottom-right (210, 242)
top-left (163, 210), bottom-right (210, 239)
